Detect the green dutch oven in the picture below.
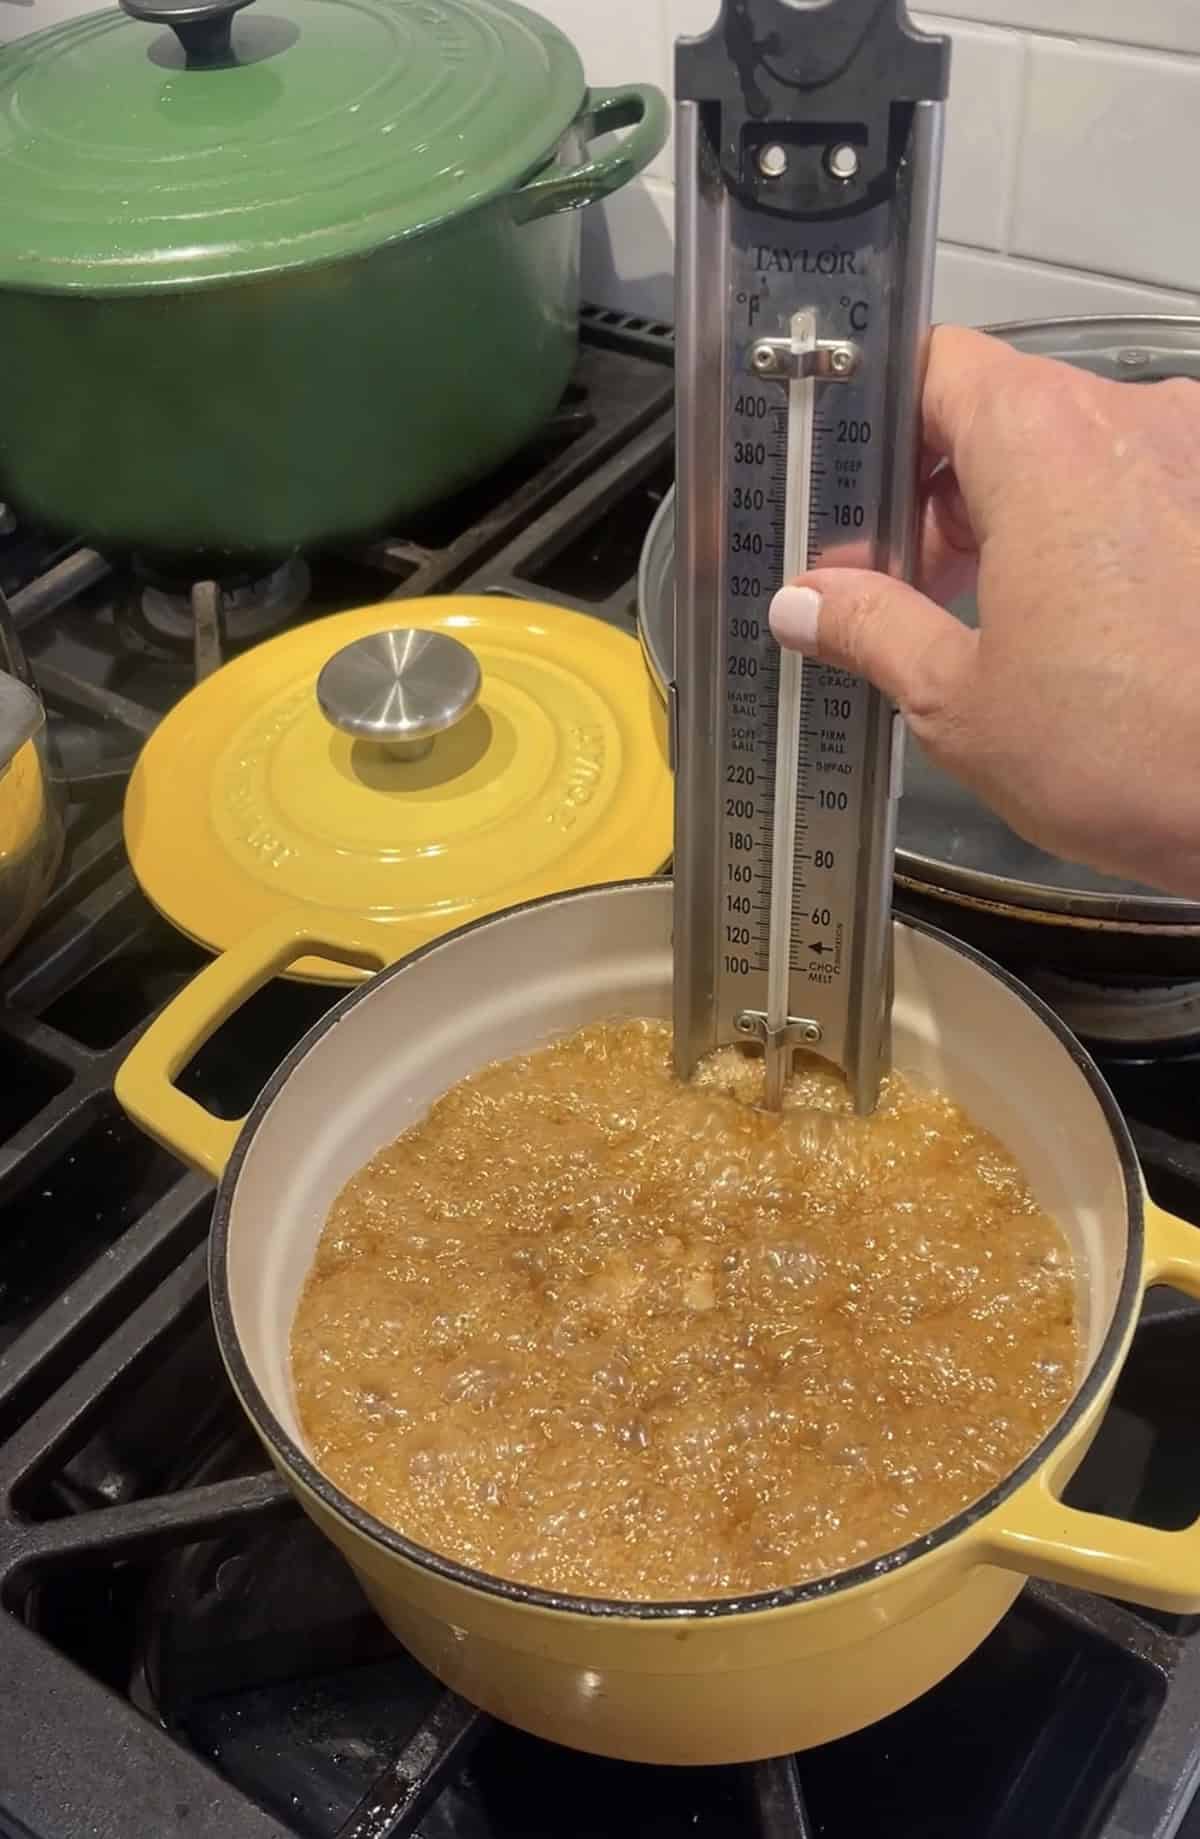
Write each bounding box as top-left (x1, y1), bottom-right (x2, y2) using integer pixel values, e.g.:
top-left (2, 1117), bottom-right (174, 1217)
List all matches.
top-left (0, 0), bottom-right (666, 563)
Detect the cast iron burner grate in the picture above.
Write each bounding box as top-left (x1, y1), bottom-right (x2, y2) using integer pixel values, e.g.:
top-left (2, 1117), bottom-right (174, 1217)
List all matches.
top-left (122, 556), bottom-right (315, 677)
top-left (3, 310), bottom-right (1200, 1839)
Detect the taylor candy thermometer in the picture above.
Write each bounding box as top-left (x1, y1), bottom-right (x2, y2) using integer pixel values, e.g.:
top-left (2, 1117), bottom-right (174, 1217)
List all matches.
top-left (672, 0), bottom-right (949, 1111)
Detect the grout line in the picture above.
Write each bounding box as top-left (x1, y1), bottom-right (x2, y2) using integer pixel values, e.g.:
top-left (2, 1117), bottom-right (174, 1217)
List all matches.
top-left (917, 7), bottom-right (1200, 62)
top-left (936, 240), bottom-right (1200, 308)
top-left (1009, 22), bottom-right (1200, 66)
top-left (1001, 29), bottom-right (1033, 255)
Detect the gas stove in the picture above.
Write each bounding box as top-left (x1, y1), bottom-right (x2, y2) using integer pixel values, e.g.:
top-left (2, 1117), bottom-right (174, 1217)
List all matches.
top-left (1, 310), bottom-right (1200, 1839)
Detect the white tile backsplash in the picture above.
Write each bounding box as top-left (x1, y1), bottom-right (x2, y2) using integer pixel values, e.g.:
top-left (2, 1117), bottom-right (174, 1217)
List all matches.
top-left (1012, 35), bottom-right (1200, 294)
top-left (913, 0), bottom-right (1200, 57)
top-left (933, 242), bottom-right (1198, 326)
top-left (914, 15), bottom-right (1025, 252)
top-left (582, 176), bottom-right (674, 325)
top-left (0, 0), bottom-right (77, 36)
top-left (662, 0), bottom-right (720, 48)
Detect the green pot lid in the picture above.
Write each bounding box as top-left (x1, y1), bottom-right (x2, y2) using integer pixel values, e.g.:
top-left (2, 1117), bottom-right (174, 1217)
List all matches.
top-left (0, 0), bottom-right (585, 292)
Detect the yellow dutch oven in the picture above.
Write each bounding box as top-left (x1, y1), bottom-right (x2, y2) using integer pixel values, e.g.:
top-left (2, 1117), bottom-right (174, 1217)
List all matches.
top-left (115, 879), bottom-right (1200, 1765)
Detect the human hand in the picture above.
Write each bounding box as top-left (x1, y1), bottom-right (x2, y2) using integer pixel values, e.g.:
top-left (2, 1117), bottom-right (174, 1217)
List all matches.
top-left (768, 324), bottom-right (1200, 898)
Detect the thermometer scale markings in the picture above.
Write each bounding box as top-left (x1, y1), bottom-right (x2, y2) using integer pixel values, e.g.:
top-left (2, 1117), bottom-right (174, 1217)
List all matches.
top-left (726, 378), bottom-right (856, 983)
top-left (720, 220), bottom-right (882, 1065)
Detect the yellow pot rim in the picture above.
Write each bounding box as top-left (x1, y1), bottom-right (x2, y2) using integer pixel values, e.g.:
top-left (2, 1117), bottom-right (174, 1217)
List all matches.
top-left (206, 883), bottom-right (1147, 1624)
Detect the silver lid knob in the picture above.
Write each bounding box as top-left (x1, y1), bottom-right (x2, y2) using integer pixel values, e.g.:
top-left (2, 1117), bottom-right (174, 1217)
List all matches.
top-left (316, 629), bottom-right (482, 764)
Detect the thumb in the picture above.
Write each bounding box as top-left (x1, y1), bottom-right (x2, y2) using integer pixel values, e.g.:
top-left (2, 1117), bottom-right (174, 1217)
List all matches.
top-left (768, 569), bottom-right (975, 725)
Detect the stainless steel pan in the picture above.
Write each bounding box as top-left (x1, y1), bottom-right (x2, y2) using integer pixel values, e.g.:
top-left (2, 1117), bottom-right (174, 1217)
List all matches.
top-left (638, 316), bottom-right (1200, 978)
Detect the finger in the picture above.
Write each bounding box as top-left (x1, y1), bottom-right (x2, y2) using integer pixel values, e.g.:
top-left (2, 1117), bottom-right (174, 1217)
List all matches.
top-left (921, 324), bottom-right (1123, 546)
top-left (919, 326), bottom-right (1042, 538)
top-left (778, 491), bottom-right (978, 603)
top-left (918, 465), bottom-right (978, 605)
top-left (921, 324), bottom-right (1023, 462)
top-left (768, 568), bottom-right (976, 725)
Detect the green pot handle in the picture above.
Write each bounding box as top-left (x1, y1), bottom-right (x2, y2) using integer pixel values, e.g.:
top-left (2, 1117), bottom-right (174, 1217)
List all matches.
top-left (512, 84), bottom-right (669, 225)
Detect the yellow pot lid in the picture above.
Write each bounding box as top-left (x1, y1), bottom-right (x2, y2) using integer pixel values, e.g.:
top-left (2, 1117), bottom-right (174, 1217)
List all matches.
top-left (125, 596), bottom-right (672, 983)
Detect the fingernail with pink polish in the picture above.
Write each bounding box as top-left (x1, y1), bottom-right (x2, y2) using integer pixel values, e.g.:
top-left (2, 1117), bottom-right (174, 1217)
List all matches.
top-left (769, 584), bottom-right (822, 652)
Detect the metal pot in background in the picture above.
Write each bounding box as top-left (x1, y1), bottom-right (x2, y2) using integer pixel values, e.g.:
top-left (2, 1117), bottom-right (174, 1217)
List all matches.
top-left (0, 591), bottom-right (64, 962)
top-left (0, 0), bottom-right (666, 564)
top-left (115, 881), bottom-right (1200, 1763)
top-left (639, 317), bottom-right (1200, 980)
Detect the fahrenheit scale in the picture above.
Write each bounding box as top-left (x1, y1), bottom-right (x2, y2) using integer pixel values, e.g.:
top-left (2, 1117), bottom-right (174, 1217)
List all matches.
top-left (672, 0), bottom-right (949, 1112)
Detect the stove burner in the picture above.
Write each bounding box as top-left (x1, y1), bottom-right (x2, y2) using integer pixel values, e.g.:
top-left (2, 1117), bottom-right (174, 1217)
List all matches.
top-left (121, 555), bottom-right (312, 675)
top-left (1024, 969), bottom-right (1200, 1052)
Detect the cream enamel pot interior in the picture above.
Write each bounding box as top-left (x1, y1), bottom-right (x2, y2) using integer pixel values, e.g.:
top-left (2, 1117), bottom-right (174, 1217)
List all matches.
top-left (114, 880), bottom-right (1200, 1765)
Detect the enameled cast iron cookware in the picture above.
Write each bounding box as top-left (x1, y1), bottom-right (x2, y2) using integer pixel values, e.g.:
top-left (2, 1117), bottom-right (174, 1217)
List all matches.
top-left (0, 0), bottom-right (666, 563)
top-left (0, 594), bottom-right (64, 965)
top-left (116, 879), bottom-right (1200, 1764)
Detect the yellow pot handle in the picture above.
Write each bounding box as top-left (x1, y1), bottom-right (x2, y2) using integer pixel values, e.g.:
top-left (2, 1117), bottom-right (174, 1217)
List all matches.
top-left (982, 1199), bottom-right (1200, 1614)
top-left (114, 914), bottom-right (391, 1182)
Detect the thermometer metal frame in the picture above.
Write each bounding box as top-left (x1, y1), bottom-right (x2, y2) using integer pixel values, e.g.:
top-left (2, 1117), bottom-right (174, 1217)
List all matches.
top-left (671, 0), bottom-right (949, 1113)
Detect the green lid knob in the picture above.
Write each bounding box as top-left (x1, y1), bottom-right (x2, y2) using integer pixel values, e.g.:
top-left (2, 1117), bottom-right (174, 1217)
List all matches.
top-left (119, 0), bottom-right (255, 66)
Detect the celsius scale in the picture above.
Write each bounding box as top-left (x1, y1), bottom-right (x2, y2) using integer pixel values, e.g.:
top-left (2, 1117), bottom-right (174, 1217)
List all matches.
top-left (671, 0), bottom-right (950, 1113)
